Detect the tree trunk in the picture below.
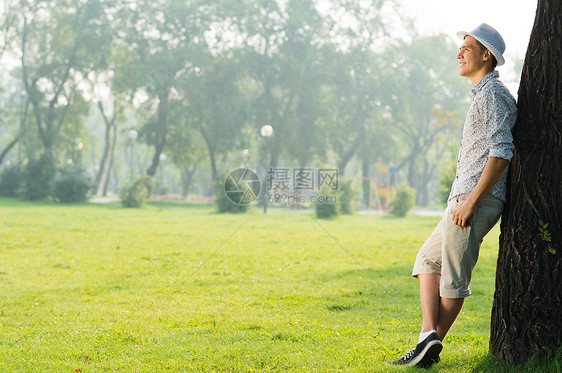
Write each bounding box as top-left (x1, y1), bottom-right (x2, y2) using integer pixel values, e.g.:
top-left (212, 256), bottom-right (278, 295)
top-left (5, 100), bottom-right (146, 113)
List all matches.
top-left (338, 129), bottom-right (363, 177)
top-left (490, 0), bottom-right (562, 364)
top-left (92, 101), bottom-right (114, 195)
top-left (417, 158), bottom-right (432, 206)
top-left (200, 126), bottom-right (218, 191)
top-left (0, 137), bottom-right (18, 166)
top-left (102, 123), bottom-right (118, 197)
top-left (180, 164), bottom-right (197, 198)
top-left (146, 91), bottom-right (169, 177)
top-left (361, 154), bottom-right (370, 205)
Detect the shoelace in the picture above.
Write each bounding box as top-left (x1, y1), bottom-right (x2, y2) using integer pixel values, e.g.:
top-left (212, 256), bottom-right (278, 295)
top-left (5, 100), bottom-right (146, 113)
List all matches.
top-left (400, 348), bottom-right (416, 361)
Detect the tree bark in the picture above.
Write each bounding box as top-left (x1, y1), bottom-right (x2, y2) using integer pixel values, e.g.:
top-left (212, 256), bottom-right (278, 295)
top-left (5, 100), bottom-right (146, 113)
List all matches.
top-left (490, 0), bottom-right (562, 364)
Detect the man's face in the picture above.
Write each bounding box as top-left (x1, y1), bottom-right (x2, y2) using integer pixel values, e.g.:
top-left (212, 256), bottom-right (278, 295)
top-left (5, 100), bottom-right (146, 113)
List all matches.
top-left (457, 36), bottom-right (488, 78)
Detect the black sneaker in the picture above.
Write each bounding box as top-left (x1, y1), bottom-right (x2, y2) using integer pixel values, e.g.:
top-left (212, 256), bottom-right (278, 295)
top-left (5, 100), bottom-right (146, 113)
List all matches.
top-left (389, 331), bottom-right (442, 368)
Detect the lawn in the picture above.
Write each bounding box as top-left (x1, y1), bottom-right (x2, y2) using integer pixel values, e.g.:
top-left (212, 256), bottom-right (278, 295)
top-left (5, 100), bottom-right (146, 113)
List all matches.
top-left (0, 198), bottom-right (557, 372)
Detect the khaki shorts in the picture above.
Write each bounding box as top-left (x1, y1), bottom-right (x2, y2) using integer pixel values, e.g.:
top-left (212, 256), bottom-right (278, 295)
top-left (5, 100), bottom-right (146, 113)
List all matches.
top-left (412, 193), bottom-right (504, 298)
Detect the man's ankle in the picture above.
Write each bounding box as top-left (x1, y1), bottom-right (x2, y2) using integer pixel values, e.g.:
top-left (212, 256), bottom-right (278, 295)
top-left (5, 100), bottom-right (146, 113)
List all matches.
top-left (418, 329), bottom-right (437, 344)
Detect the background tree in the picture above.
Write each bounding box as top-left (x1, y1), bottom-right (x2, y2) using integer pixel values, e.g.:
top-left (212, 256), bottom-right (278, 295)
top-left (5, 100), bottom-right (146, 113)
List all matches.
top-left (165, 97), bottom-right (207, 198)
top-left (20, 0), bottom-right (110, 153)
top-left (195, 54), bottom-right (248, 186)
top-left (320, 0), bottom-right (397, 178)
top-left (0, 0), bottom-right (17, 60)
top-left (390, 35), bottom-right (467, 205)
top-left (118, 0), bottom-right (213, 179)
top-left (490, 0), bottom-right (561, 364)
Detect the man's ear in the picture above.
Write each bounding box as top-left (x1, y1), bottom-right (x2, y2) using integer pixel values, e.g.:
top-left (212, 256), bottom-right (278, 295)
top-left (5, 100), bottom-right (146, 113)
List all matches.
top-left (483, 50), bottom-right (491, 61)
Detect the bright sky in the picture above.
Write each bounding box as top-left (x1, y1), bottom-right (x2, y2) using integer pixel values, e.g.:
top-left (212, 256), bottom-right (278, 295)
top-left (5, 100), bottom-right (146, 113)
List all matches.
top-left (400, 0), bottom-right (538, 95)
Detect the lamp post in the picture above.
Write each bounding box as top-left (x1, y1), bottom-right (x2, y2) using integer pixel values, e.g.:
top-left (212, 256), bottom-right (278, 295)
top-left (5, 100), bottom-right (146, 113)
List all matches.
top-left (260, 125), bottom-right (273, 213)
top-left (74, 138), bottom-right (83, 165)
top-left (159, 153), bottom-right (166, 190)
top-left (241, 148), bottom-right (250, 168)
top-left (128, 129), bottom-right (138, 179)
top-left (18, 88), bottom-right (25, 165)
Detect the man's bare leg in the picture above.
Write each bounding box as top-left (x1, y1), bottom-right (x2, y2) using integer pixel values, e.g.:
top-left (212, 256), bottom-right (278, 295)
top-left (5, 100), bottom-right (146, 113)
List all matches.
top-left (436, 297), bottom-right (464, 341)
top-left (419, 274), bottom-right (441, 332)
top-left (418, 274), bottom-right (465, 341)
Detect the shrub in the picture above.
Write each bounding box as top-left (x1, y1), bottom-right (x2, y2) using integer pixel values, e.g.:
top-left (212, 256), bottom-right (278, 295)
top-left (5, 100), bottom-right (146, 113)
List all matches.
top-left (22, 152), bottom-right (56, 200)
top-left (389, 184), bottom-right (415, 217)
top-left (119, 175), bottom-right (151, 208)
top-left (439, 161), bottom-right (457, 205)
top-left (337, 179), bottom-right (356, 215)
top-left (315, 186), bottom-right (339, 219)
top-left (217, 178), bottom-right (249, 213)
top-left (0, 165), bottom-right (23, 197)
top-left (53, 166), bottom-right (92, 203)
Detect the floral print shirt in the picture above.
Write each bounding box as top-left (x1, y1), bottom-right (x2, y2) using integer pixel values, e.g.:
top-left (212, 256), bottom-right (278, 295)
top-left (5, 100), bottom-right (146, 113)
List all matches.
top-left (450, 71), bottom-right (517, 202)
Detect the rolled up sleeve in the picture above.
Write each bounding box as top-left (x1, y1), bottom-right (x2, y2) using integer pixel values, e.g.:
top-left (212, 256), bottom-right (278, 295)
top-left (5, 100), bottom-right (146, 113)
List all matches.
top-left (484, 90), bottom-right (517, 161)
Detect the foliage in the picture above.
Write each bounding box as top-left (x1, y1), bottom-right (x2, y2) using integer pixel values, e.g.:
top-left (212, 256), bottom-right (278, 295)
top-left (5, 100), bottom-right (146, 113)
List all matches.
top-left (21, 152), bottom-right (56, 200)
top-left (20, 0), bottom-right (111, 151)
top-left (389, 184), bottom-right (416, 217)
top-left (216, 179), bottom-right (248, 214)
top-left (53, 166), bottom-right (92, 203)
top-left (538, 219), bottom-right (555, 255)
top-left (3, 0), bottom-right (473, 207)
top-left (439, 161), bottom-right (457, 205)
top-left (118, 175), bottom-right (151, 208)
top-left (0, 165), bottom-right (23, 197)
top-left (337, 179), bottom-right (356, 214)
top-left (315, 186), bottom-right (339, 219)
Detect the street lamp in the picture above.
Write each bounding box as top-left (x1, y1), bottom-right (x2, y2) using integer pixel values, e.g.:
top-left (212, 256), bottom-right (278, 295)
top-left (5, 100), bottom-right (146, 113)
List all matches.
top-left (260, 125), bottom-right (273, 213)
top-left (260, 125), bottom-right (273, 137)
top-left (128, 129), bottom-right (138, 179)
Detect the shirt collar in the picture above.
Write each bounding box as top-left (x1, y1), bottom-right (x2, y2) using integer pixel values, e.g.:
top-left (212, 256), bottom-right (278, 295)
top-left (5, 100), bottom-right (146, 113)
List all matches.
top-left (471, 70), bottom-right (499, 96)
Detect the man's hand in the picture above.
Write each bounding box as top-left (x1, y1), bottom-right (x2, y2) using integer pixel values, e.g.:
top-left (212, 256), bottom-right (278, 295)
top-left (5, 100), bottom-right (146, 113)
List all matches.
top-left (451, 157), bottom-right (509, 228)
top-left (452, 199), bottom-right (476, 227)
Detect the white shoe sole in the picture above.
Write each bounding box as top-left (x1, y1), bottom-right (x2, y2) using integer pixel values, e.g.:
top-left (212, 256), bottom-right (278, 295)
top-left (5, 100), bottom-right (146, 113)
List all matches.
top-left (408, 340), bottom-right (443, 367)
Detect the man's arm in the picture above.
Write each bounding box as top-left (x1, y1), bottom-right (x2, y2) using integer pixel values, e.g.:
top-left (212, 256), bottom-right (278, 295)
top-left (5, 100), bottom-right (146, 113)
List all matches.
top-left (452, 156), bottom-right (509, 227)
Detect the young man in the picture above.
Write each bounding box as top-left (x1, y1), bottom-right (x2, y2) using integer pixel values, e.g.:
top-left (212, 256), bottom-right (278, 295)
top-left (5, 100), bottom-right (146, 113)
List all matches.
top-left (390, 24), bottom-right (517, 368)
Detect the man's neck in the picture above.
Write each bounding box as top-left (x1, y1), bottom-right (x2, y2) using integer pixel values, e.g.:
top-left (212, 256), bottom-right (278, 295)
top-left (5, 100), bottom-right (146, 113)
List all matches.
top-left (470, 68), bottom-right (495, 85)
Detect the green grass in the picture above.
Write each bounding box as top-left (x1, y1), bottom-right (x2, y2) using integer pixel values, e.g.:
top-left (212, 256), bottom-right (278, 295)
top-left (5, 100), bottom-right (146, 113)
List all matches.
top-left (0, 198), bottom-right (559, 372)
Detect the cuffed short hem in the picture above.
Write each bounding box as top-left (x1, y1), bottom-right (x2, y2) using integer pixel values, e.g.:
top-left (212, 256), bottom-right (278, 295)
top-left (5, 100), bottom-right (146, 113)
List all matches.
top-left (439, 285), bottom-right (471, 298)
top-left (412, 266), bottom-right (441, 278)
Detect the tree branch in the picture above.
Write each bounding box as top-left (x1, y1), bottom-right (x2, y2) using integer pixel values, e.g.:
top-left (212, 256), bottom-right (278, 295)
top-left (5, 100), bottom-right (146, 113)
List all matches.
top-left (0, 137), bottom-right (19, 165)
